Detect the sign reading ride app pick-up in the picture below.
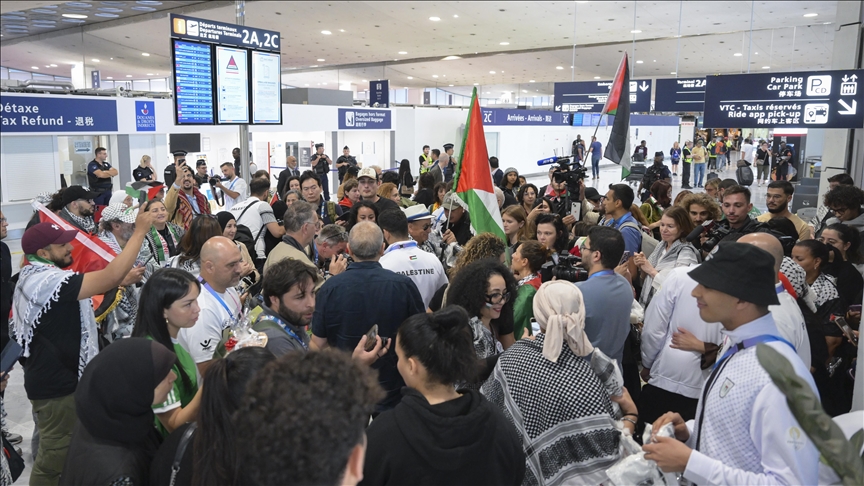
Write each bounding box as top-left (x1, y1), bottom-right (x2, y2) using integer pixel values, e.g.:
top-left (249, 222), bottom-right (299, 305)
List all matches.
top-left (703, 69), bottom-right (864, 129)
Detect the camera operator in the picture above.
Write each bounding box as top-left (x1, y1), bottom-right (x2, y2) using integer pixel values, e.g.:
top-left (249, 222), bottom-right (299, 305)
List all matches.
top-left (698, 185), bottom-right (761, 256)
top-left (545, 163), bottom-right (589, 227)
top-left (310, 143), bottom-right (333, 201)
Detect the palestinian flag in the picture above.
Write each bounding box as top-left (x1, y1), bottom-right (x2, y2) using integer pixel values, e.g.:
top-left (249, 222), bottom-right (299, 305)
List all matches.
top-left (451, 87), bottom-right (506, 242)
top-left (126, 181), bottom-right (164, 202)
top-left (602, 52), bottom-right (633, 178)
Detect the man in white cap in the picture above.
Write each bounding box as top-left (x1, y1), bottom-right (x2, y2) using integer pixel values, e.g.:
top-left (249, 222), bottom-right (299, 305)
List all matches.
top-left (403, 205), bottom-right (439, 254)
top-left (357, 167), bottom-right (400, 214)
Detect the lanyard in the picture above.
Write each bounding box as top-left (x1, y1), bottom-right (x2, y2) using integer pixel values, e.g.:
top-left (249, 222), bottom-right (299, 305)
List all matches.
top-left (588, 269), bottom-right (614, 280)
top-left (776, 284), bottom-right (785, 294)
top-left (198, 278), bottom-right (239, 319)
top-left (228, 177), bottom-right (238, 191)
top-left (254, 313), bottom-right (308, 350)
top-left (384, 241), bottom-right (417, 255)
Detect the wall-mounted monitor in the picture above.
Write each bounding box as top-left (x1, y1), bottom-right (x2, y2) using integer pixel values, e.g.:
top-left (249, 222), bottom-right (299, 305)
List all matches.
top-left (251, 50), bottom-right (282, 124)
top-left (215, 46), bottom-right (250, 124)
top-left (172, 39), bottom-right (215, 125)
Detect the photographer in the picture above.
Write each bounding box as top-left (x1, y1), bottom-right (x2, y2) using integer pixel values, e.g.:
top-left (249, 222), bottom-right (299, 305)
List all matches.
top-left (311, 143), bottom-right (333, 201)
top-left (213, 162), bottom-right (247, 211)
top-left (698, 185), bottom-right (761, 256)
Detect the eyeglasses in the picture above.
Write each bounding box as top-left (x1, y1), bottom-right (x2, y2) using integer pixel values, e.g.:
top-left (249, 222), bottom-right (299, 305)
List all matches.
top-left (484, 291), bottom-right (511, 305)
top-left (830, 207), bottom-right (849, 214)
top-left (579, 242), bottom-right (594, 253)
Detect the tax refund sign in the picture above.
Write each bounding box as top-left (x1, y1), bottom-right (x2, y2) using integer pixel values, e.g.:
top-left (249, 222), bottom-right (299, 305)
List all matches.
top-left (703, 69), bottom-right (864, 129)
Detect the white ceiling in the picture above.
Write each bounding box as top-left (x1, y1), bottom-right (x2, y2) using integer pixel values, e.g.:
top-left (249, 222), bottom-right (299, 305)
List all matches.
top-left (0, 1), bottom-right (841, 98)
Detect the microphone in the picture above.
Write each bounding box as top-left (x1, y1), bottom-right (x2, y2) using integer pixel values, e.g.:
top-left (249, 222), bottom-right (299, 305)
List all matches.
top-left (686, 220), bottom-right (716, 243)
top-left (537, 155), bottom-right (572, 166)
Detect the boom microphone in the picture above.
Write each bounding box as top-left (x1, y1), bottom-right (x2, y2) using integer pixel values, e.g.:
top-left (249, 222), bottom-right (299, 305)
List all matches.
top-left (537, 155), bottom-right (572, 166)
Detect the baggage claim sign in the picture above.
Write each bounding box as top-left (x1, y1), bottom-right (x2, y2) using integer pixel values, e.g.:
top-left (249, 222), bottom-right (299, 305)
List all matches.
top-left (703, 69), bottom-right (864, 129)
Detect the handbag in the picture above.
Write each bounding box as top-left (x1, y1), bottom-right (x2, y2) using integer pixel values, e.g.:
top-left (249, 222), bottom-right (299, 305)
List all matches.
top-left (2, 434), bottom-right (25, 482)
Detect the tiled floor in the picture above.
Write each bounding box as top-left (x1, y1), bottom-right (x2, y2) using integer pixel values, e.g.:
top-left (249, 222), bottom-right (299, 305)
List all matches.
top-left (1, 160), bottom-right (767, 485)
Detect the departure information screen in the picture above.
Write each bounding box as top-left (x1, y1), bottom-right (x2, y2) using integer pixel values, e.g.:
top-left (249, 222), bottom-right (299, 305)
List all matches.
top-left (251, 50), bottom-right (281, 124)
top-left (172, 40), bottom-right (214, 125)
top-left (215, 46), bottom-right (250, 124)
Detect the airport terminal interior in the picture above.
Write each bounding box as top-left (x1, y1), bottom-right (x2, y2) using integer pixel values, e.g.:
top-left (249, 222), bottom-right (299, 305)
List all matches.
top-left (0, 1), bottom-right (863, 485)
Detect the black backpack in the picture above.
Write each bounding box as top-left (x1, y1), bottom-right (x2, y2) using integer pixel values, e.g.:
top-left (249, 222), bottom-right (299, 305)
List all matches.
top-left (642, 164), bottom-right (666, 190)
top-left (234, 201), bottom-right (268, 258)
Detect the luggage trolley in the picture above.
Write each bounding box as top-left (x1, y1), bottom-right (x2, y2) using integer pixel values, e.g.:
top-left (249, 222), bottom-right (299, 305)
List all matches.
top-left (624, 160), bottom-right (646, 186)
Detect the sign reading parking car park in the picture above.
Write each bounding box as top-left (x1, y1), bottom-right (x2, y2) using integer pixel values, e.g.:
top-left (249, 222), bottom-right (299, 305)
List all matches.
top-left (553, 79), bottom-right (652, 113)
top-left (703, 69), bottom-right (863, 129)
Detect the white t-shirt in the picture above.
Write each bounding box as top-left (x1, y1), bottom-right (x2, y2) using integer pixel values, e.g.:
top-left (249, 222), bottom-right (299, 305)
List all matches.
top-left (770, 286), bottom-right (811, 370)
top-left (231, 197), bottom-right (277, 259)
top-left (741, 142), bottom-right (754, 163)
top-left (379, 240), bottom-right (448, 308)
top-left (178, 284), bottom-right (241, 363)
top-left (223, 176), bottom-right (248, 211)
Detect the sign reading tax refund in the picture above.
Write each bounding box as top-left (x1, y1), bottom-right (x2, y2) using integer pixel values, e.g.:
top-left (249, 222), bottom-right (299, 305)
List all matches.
top-left (0, 95), bottom-right (118, 132)
top-left (703, 69), bottom-right (863, 129)
top-left (338, 108), bottom-right (391, 130)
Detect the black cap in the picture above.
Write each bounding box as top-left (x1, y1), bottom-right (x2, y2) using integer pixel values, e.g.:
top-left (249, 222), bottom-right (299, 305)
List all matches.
top-left (61, 186), bottom-right (99, 206)
top-left (314, 143), bottom-right (324, 149)
top-left (688, 243), bottom-right (779, 306)
top-left (654, 151), bottom-right (665, 157)
top-left (584, 187), bottom-right (601, 202)
top-left (196, 159), bottom-right (207, 166)
top-left (443, 143), bottom-right (454, 150)
top-left (172, 150), bottom-right (187, 157)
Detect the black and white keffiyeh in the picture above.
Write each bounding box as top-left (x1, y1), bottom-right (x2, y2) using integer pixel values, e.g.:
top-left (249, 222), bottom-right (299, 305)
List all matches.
top-left (481, 334), bottom-right (620, 486)
top-left (61, 207), bottom-right (96, 234)
top-left (469, 316), bottom-right (502, 360)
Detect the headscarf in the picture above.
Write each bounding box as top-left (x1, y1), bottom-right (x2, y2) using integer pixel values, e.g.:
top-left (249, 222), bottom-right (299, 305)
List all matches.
top-left (75, 338), bottom-right (176, 444)
top-left (216, 211), bottom-right (236, 232)
top-left (532, 281), bottom-right (593, 362)
top-left (109, 190), bottom-right (131, 207)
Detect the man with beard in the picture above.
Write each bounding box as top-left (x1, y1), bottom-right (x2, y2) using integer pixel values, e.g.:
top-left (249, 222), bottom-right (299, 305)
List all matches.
top-left (165, 164), bottom-right (211, 231)
top-left (255, 259), bottom-right (318, 355)
top-left (11, 208), bottom-right (152, 485)
top-left (757, 180), bottom-right (811, 241)
top-left (58, 186), bottom-right (99, 234)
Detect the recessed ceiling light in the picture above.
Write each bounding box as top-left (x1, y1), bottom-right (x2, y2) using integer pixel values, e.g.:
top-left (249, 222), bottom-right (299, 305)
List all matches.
top-left (803, 13), bottom-right (818, 18)
top-left (106, 76), bottom-right (113, 79)
top-left (62, 13), bottom-right (88, 19)
top-left (631, 30), bottom-right (642, 34)
top-left (407, 76), bottom-right (413, 79)
top-left (594, 76), bottom-right (601, 79)
top-left (453, 14), bottom-right (458, 18)
top-left (31, 66), bottom-right (39, 70)
top-left (670, 71), bottom-right (677, 74)
top-left (521, 89), bottom-right (528, 93)
top-left (92, 59), bottom-right (100, 62)
top-left (762, 66), bottom-right (771, 69)
top-left (823, 21), bottom-right (832, 25)
top-left (310, 65), bottom-right (318, 68)
top-left (489, 71), bottom-right (496, 74)
top-left (529, 80), bottom-right (535, 83)
top-left (142, 52), bottom-right (150, 56)
top-left (733, 53), bottom-right (742, 56)
top-left (449, 84), bottom-right (454, 86)
top-left (432, 74), bottom-right (439, 78)
top-left (322, 82), bottom-right (328, 85)
top-left (429, 16), bottom-right (441, 21)
top-left (304, 83), bottom-right (309, 86)
top-left (317, 58), bottom-right (325, 62)
top-left (398, 51), bottom-right (407, 55)
top-left (442, 55), bottom-right (462, 61)
top-left (636, 60), bottom-right (643, 64)
top-left (361, 79), bottom-right (367, 82)
top-left (126, 74), bottom-right (132, 77)
top-left (500, 41), bottom-right (509, 45)
top-left (755, 52), bottom-right (758, 55)
top-left (321, 30), bottom-right (331, 35)
top-left (473, 83), bottom-right (479, 85)
top-left (339, 29), bottom-right (345, 32)
top-left (45, 65), bottom-right (51, 68)
top-left (50, 64), bottom-right (57, 67)
top-left (653, 60), bottom-right (657, 62)
top-left (146, 73), bottom-right (154, 75)
top-left (556, 66), bottom-right (564, 70)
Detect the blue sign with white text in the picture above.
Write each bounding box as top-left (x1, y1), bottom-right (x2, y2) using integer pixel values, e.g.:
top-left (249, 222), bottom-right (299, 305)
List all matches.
top-left (338, 108), bottom-right (391, 130)
top-left (479, 108), bottom-right (572, 126)
top-left (135, 100), bottom-right (156, 131)
top-left (654, 78), bottom-right (706, 112)
top-left (369, 80), bottom-right (389, 108)
top-left (0, 95), bottom-right (118, 132)
top-left (554, 79), bottom-right (652, 113)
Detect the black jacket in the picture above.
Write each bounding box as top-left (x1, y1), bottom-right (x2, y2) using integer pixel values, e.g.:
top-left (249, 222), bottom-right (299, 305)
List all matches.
top-left (61, 422), bottom-right (160, 486)
top-left (360, 388), bottom-right (525, 486)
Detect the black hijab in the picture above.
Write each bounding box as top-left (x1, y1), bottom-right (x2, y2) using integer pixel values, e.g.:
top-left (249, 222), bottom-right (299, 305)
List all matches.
top-left (75, 338), bottom-right (176, 444)
top-left (216, 211), bottom-right (235, 233)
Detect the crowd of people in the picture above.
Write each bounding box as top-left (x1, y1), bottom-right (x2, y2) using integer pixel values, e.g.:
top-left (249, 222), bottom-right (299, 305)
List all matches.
top-left (1, 141), bottom-right (861, 486)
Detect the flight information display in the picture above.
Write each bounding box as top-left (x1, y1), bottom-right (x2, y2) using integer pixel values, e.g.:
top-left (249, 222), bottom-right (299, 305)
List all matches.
top-left (216, 46), bottom-right (250, 124)
top-left (251, 50), bottom-right (281, 124)
top-left (172, 40), bottom-right (214, 125)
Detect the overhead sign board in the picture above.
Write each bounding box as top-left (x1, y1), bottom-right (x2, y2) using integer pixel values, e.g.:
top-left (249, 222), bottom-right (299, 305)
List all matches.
top-left (172, 39), bottom-right (215, 124)
top-left (369, 80), bottom-right (389, 108)
top-left (703, 69), bottom-right (864, 129)
top-left (554, 79), bottom-right (652, 113)
top-left (170, 14), bottom-right (280, 52)
top-left (0, 95), bottom-right (118, 132)
top-left (338, 108), bottom-right (391, 130)
top-left (251, 50), bottom-right (282, 124)
top-left (654, 77), bottom-right (706, 112)
top-left (480, 108), bottom-right (572, 126)
top-left (215, 46), bottom-right (250, 124)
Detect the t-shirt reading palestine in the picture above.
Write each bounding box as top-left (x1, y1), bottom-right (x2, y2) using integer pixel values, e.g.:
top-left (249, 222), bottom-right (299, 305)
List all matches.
top-left (222, 177), bottom-right (248, 211)
top-left (177, 284), bottom-right (241, 364)
top-left (23, 274), bottom-right (84, 400)
top-left (379, 241), bottom-right (448, 309)
top-left (151, 337), bottom-right (199, 437)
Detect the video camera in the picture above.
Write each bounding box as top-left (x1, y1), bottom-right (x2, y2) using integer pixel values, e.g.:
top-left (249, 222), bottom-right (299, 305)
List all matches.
top-left (539, 253), bottom-right (589, 283)
top-left (686, 220), bottom-right (731, 253)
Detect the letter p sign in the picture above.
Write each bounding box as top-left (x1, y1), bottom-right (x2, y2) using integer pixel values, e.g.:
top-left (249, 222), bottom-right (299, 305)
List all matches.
top-left (806, 75), bottom-right (832, 96)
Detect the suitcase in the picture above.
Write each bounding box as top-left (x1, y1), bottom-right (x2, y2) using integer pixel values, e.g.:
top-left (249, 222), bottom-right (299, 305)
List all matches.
top-left (736, 166), bottom-right (754, 186)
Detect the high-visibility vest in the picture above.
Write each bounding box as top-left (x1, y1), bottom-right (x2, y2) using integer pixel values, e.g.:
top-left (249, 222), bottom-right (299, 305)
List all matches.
top-left (419, 153), bottom-right (432, 173)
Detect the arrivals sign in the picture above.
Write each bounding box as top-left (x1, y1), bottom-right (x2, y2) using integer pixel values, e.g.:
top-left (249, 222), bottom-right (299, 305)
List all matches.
top-left (703, 69), bottom-right (864, 129)
top-left (480, 108), bottom-right (571, 126)
top-left (0, 95), bottom-right (118, 132)
top-left (338, 108), bottom-right (391, 130)
top-left (654, 78), bottom-right (706, 112)
top-left (553, 79), bottom-right (652, 113)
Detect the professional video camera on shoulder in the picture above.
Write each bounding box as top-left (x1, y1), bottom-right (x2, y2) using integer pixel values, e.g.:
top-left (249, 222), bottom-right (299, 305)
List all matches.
top-left (539, 252), bottom-right (589, 283)
top-left (687, 219), bottom-right (731, 253)
top-left (536, 154), bottom-right (587, 217)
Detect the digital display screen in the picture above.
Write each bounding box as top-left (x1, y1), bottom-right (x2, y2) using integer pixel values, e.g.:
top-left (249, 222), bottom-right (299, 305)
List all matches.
top-left (172, 40), bottom-right (214, 125)
top-left (251, 50), bottom-right (281, 124)
top-left (215, 46), bottom-right (250, 124)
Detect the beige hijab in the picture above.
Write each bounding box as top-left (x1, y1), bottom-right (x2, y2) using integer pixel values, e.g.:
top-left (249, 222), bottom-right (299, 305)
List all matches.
top-left (532, 281), bottom-right (594, 362)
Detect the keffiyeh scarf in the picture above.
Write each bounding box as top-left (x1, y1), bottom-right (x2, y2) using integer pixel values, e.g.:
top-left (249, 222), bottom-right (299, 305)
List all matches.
top-left (12, 257), bottom-right (99, 378)
top-left (61, 207), bottom-right (96, 234)
top-left (97, 231), bottom-right (140, 340)
top-left (469, 316), bottom-right (502, 360)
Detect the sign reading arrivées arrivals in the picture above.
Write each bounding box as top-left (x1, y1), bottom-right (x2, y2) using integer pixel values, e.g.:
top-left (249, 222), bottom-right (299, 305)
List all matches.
top-left (703, 69), bottom-right (864, 129)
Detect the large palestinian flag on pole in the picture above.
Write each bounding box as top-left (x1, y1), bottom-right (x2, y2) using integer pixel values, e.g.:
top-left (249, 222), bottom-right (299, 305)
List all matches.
top-left (602, 52), bottom-right (633, 178)
top-left (451, 87), bottom-right (506, 241)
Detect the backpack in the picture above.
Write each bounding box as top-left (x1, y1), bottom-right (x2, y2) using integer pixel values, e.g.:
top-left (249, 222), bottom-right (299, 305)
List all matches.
top-left (642, 164), bottom-right (667, 192)
top-left (619, 220), bottom-right (660, 255)
top-left (234, 200), bottom-right (268, 258)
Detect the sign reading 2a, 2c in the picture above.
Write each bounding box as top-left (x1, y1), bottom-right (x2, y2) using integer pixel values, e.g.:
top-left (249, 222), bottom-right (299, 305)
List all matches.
top-left (171, 14), bottom-right (280, 53)
top-left (703, 69), bottom-right (864, 129)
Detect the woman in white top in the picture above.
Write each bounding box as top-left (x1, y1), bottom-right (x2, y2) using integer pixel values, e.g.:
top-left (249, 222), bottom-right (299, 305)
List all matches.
top-left (633, 206), bottom-right (701, 306)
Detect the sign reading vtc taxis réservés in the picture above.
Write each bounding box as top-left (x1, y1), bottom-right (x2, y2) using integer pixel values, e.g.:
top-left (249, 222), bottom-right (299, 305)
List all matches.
top-left (703, 69), bottom-right (863, 129)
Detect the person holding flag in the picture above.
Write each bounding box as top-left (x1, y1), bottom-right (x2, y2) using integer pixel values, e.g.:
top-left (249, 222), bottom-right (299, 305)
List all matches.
top-left (598, 52), bottom-right (632, 180)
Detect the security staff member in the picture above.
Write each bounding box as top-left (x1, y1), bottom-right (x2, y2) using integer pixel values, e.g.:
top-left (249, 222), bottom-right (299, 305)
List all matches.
top-left (87, 147), bottom-right (117, 205)
top-left (164, 150), bottom-right (187, 187)
top-left (418, 145), bottom-right (432, 174)
top-left (442, 143), bottom-right (456, 182)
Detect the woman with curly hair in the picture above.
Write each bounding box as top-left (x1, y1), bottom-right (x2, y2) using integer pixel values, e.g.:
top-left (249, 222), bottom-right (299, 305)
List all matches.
top-left (679, 192), bottom-right (722, 226)
top-left (346, 199), bottom-right (379, 231)
top-left (446, 258), bottom-right (518, 381)
top-left (428, 233), bottom-right (507, 312)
